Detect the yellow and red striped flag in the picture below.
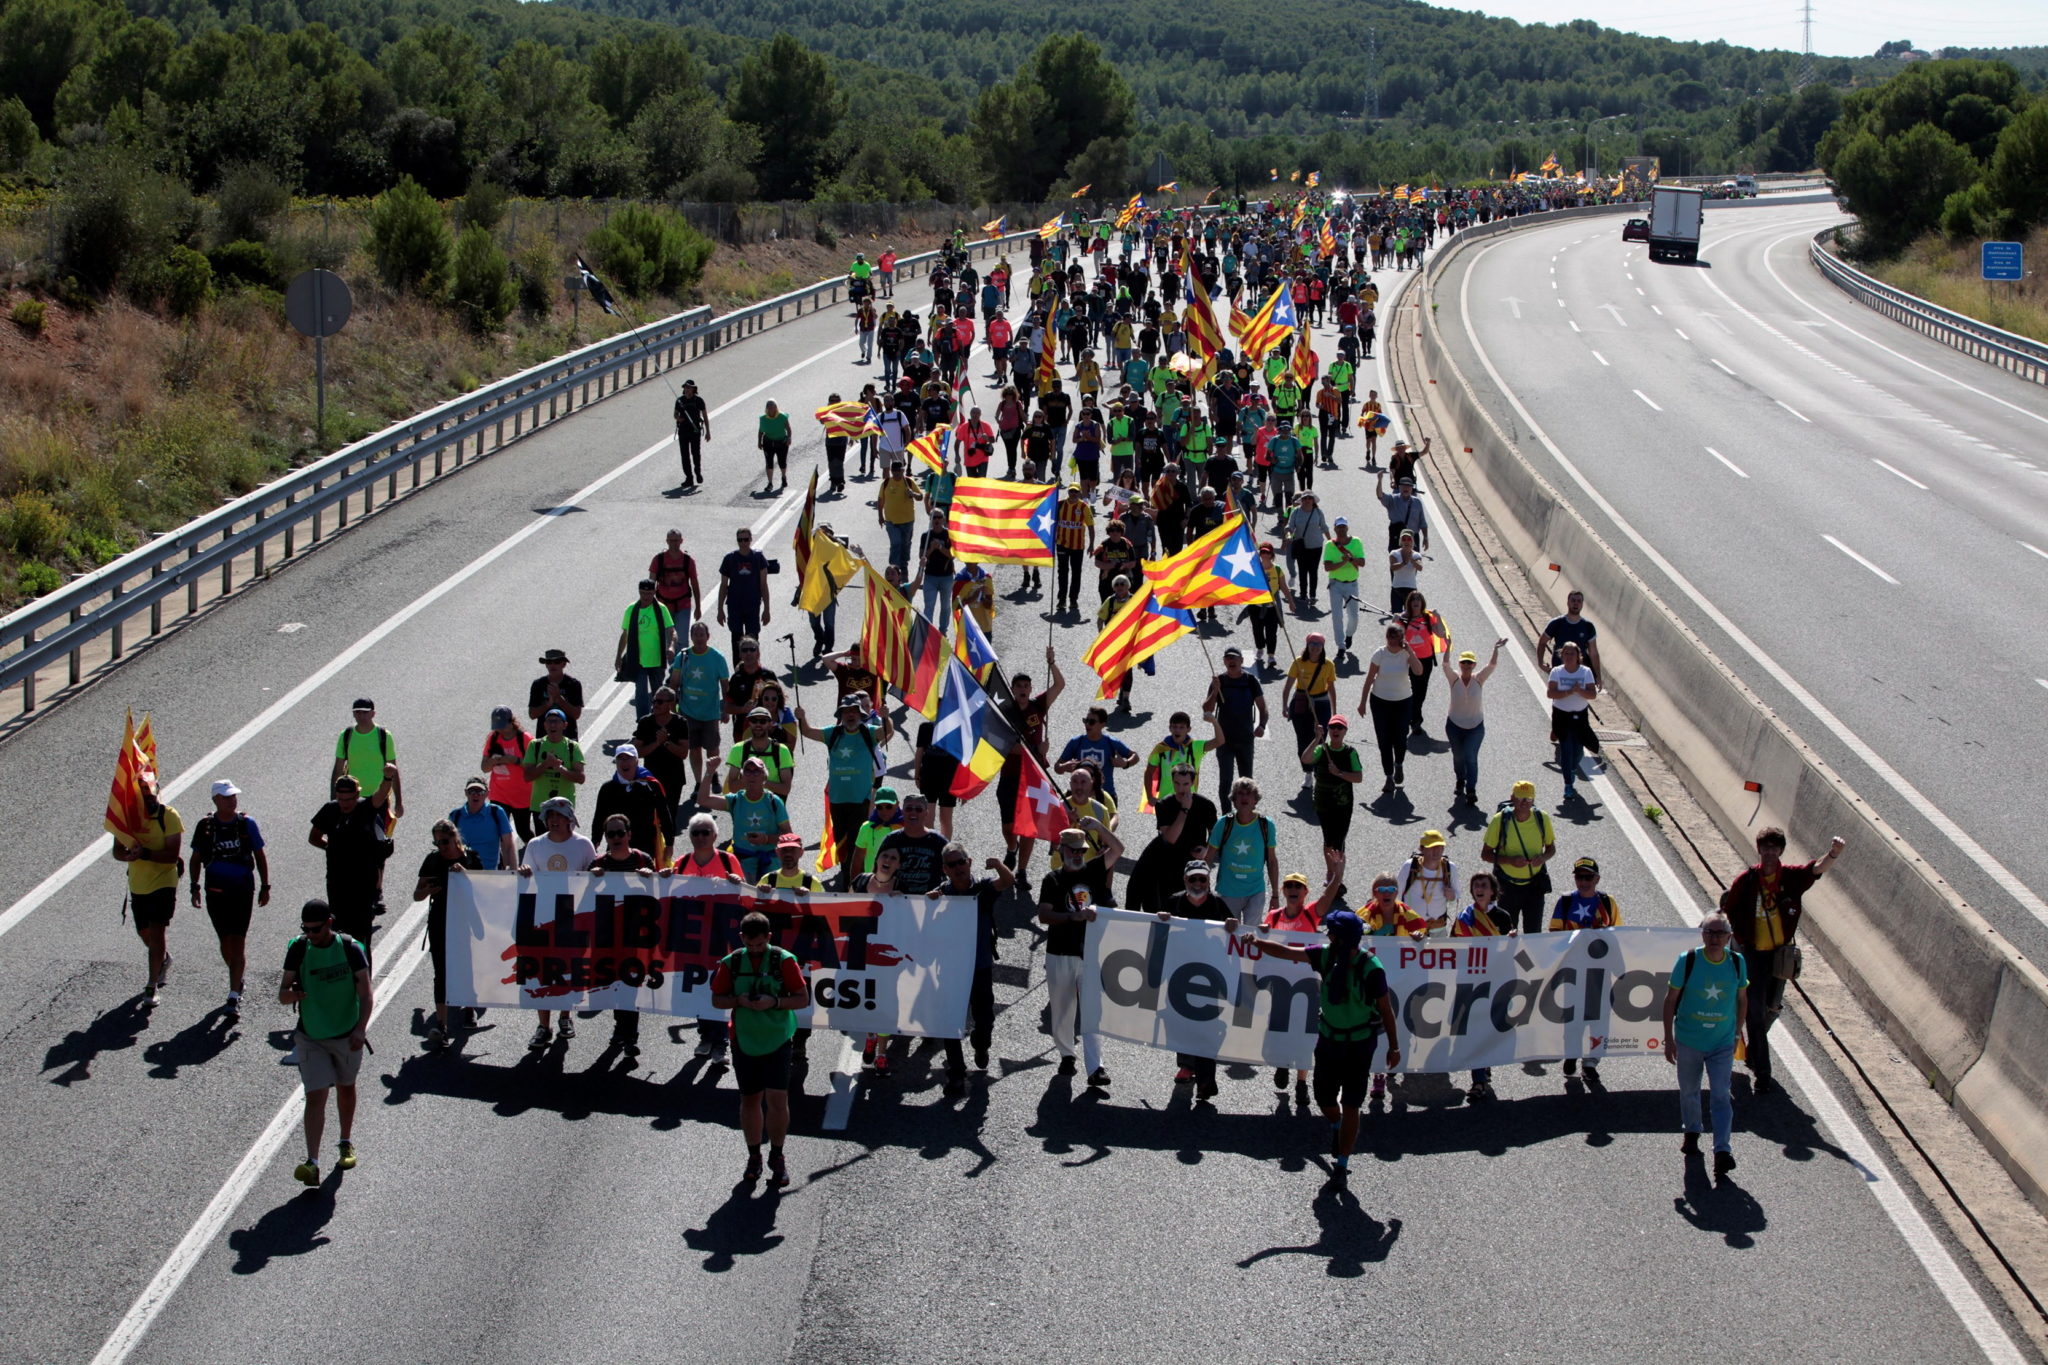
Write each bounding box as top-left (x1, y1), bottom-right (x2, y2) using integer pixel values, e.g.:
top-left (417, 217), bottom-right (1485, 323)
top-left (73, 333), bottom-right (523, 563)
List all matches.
top-left (1306, 171), bottom-right (1321, 188)
top-left (1036, 305), bottom-right (1058, 394)
top-left (1069, 183), bottom-right (1092, 199)
top-left (1318, 220), bottom-right (1337, 258)
top-left (1290, 337), bottom-right (1318, 390)
top-left (1236, 280), bottom-right (1297, 361)
top-left (859, 565), bottom-right (947, 717)
top-left (946, 477), bottom-right (1058, 565)
top-left (793, 467), bottom-right (818, 586)
top-left (1143, 513), bottom-right (1273, 610)
top-left (1038, 212), bottom-right (1064, 240)
top-left (104, 709), bottom-right (158, 846)
top-left (815, 797), bottom-right (839, 875)
top-left (905, 426), bottom-right (950, 475)
top-left (1080, 588), bottom-right (1196, 700)
top-left (814, 399), bottom-right (876, 440)
top-left (1114, 193), bottom-right (1145, 229)
top-left (981, 215), bottom-right (1007, 239)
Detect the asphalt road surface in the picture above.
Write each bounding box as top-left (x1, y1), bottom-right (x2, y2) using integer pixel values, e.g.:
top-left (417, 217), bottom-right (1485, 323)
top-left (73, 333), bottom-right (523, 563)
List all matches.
top-left (0, 224), bottom-right (2028, 1364)
top-left (1441, 196), bottom-right (2048, 969)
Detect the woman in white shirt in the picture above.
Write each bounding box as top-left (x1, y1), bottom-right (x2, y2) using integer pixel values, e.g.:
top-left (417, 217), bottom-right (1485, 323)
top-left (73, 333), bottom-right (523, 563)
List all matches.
top-left (1358, 624), bottom-right (1422, 793)
top-left (1443, 639), bottom-right (1506, 805)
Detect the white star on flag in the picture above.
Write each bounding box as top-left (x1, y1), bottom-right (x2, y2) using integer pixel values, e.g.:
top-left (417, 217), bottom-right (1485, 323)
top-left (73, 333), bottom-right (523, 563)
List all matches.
top-left (1220, 541), bottom-right (1259, 581)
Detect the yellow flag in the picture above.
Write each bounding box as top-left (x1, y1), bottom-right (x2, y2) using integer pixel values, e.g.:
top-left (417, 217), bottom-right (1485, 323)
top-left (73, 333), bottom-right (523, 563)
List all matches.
top-left (798, 532), bottom-right (859, 615)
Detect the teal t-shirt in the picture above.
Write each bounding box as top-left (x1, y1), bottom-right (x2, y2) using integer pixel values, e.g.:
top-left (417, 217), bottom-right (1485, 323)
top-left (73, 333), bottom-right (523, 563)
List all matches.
top-left (728, 790), bottom-right (788, 859)
top-left (759, 412), bottom-right (792, 442)
top-left (824, 727), bottom-right (877, 803)
top-left (284, 933), bottom-right (369, 1040)
top-left (1669, 948), bottom-right (1749, 1051)
top-left (672, 647), bottom-right (729, 722)
top-left (1269, 435), bottom-right (1301, 471)
top-left (1207, 814), bottom-right (1273, 898)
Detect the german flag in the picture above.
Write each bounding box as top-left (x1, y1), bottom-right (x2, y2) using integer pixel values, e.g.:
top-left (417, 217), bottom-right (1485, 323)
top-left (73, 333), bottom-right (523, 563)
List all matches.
top-left (947, 477), bottom-right (1058, 565)
top-left (859, 565), bottom-right (946, 717)
top-left (1080, 587), bottom-right (1195, 700)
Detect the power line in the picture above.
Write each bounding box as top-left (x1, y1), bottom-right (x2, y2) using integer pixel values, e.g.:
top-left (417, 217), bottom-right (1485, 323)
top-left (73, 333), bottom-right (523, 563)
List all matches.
top-left (1796, 0), bottom-right (1816, 88)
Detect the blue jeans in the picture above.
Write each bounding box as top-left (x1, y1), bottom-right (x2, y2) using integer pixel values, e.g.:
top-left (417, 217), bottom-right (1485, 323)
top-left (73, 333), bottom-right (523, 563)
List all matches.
top-left (630, 664), bottom-right (665, 718)
top-left (885, 520), bottom-right (914, 571)
top-left (1676, 1040), bottom-right (1736, 1152)
top-left (1554, 706), bottom-right (1587, 791)
top-left (1326, 579), bottom-right (1360, 646)
top-left (919, 575), bottom-right (947, 622)
top-left (1446, 718), bottom-right (1485, 792)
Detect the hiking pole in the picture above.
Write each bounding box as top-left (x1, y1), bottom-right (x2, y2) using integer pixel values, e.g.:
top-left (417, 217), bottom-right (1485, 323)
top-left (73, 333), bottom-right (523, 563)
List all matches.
top-left (780, 633), bottom-right (803, 752)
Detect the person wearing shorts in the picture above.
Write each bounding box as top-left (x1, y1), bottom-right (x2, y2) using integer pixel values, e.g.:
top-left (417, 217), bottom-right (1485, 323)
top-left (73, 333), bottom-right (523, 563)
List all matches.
top-left (1245, 908), bottom-right (1401, 1183)
top-left (710, 912), bottom-right (808, 1189)
top-left (113, 779), bottom-right (183, 1004)
top-left (279, 899), bottom-right (372, 1188)
top-left (186, 778), bottom-right (270, 1020)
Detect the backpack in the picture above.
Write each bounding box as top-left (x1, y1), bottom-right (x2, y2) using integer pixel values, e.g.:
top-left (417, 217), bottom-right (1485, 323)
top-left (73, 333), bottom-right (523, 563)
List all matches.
top-left (1671, 946), bottom-right (1746, 1011)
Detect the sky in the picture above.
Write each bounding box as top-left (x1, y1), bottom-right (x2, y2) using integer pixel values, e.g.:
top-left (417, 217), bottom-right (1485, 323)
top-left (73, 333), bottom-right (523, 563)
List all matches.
top-left (1446, 1), bottom-right (2048, 58)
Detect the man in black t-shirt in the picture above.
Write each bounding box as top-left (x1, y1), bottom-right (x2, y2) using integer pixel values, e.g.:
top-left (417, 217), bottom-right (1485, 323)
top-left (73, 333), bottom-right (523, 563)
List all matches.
top-left (673, 379), bottom-right (710, 488)
top-left (718, 529), bottom-right (772, 657)
top-left (413, 819), bottom-right (481, 1047)
top-left (878, 796), bottom-right (949, 894)
top-left (528, 649), bottom-right (585, 739)
top-left (632, 688), bottom-right (691, 820)
top-left (1036, 823), bottom-right (1122, 1087)
top-left (929, 845), bottom-right (1014, 1090)
top-left (1158, 863), bottom-right (1235, 1099)
top-left (308, 774), bottom-right (394, 962)
top-left (1538, 590), bottom-right (1602, 754)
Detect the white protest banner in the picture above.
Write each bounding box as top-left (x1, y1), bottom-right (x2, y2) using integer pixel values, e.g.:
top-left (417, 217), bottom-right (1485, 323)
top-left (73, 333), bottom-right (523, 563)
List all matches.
top-left (445, 872), bottom-right (978, 1037)
top-left (1081, 909), bottom-right (1698, 1071)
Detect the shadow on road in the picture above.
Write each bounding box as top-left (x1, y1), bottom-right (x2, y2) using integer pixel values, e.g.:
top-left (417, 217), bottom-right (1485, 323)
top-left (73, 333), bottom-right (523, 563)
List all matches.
top-left (683, 1186), bottom-right (786, 1271)
top-left (40, 995), bottom-right (154, 1085)
top-left (1674, 1152), bottom-right (1767, 1247)
top-left (229, 1180), bottom-right (341, 1274)
top-left (1237, 1182), bottom-right (1403, 1276)
top-left (142, 1006), bottom-right (241, 1079)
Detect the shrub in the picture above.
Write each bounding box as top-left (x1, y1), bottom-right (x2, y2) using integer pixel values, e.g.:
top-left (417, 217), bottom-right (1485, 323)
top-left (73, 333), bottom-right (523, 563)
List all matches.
top-left (214, 164), bottom-right (291, 244)
top-left (17, 561), bottom-right (61, 595)
top-left (449, 225), bottom-right (516, 334)
top-left (461, 176), bottom-right (508, 232)
top-left (208, 239), bottom-right (277, 289)
top-left (157, 247), bottom-right (215, 318)
top-left (512, 241), bottom-right (555, 320)
top-left (585, 203), bottom-right (714, 300)
top-left (813, 220), bottom-right (840, 249)
top-left (55, 151), bottom-right (200, 296)
top-left (1, 490), bottom-right (69, 559)
top-left (366, 176), bottom-right (452, 299)
top-left (11, 297), bottom-right (45, 334)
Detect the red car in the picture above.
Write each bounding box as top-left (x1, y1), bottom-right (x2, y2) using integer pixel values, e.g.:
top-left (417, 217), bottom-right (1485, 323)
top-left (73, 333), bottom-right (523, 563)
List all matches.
top-left (1622, 218), bottom-right (1650, 242)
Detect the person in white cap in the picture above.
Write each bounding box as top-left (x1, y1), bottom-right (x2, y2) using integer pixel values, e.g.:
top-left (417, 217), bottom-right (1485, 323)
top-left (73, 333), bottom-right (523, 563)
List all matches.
top-left (517, 797), bottom-right (597, 1051)
top-left (187, 778), bottom-right (270, 1020)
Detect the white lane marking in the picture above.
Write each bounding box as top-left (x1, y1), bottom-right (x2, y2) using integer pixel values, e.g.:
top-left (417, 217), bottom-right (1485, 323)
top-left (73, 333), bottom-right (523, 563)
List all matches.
top-left (1823, 535), bottom-right (1901, 584)
top-left (87, 898), bottom-right (433, 1365)
top-left (1650, 305), bottom-right (1663, 316)
top-left (1551, 279), bottom-right (1558, 289)
top-left (1705, 447), bottom-right (1750, 478)
top-left (1776, 398), bottom-right (1811, 422)
top-left (1633, 389), bottom-right (1662, 410)
top-left (1597, 304), bottom-right (1627, 327)
top-left (1711, 359), bottom-right (1736, 376)
top-left (1871, 459), bottom-right (1928, 490)
top-left (1453, 234), bottom-right (2027, 1365)
top-left (1457, 235), bottom-right (2048, 934)
top-left (1635, 286), bottom-right (1645, 296)
top-left (0, 336), bottom-right (854, 944)
top-left (2024, 542), bottom-right (2048, 561)
top-left (1590, 350), bottom-right (1609, 366)
top-left (1674, 328), bottom-right (1690, 340)
top-left (2038, 679), bottom-right (2048, 692)
top-left (1568, 319), bottom-right (1581, 333)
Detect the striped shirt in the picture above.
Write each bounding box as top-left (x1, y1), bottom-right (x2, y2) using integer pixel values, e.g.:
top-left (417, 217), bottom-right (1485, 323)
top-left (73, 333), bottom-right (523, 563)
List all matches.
top-left (1054, 500), bottom-right (1094, 552)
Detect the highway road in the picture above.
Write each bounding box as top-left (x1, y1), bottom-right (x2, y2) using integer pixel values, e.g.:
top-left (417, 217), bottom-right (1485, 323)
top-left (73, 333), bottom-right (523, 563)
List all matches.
top-left (0, 223), bottom-right (2027, 1364)
top-left (1440, 197), bottom-right (2048, 970)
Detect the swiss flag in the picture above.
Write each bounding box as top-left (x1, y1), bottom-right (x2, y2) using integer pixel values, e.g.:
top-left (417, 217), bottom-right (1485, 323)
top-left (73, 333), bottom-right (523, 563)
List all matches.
top-left (1011, 750), bottom-right (1067, 842)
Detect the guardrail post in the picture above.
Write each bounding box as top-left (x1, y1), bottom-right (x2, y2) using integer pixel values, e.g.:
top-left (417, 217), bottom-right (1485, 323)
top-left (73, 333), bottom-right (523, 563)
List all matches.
top-left (20, 626), bottom-right (32, 712)
top-left (150, 562), bottom-right (163, 636)
top-left (253, 506), bottom-right (266, 578)
top-left (68, 604), bottom-right (81, 686)
top-left (187, 545), bottom-right (200, 615)
top-left (109, 580), bottom-right (122, 660)
top-left (221, 535), bottom-right (233, 597)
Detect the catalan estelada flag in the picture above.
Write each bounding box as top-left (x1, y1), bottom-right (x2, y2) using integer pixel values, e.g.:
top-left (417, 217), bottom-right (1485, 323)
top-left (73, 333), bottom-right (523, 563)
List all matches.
top-left (1070, 184), bottom-right (1092, 199)
top-left (953, 604), bottom-right (998, 684)
top-left (905, 425), bottom-right (950, 475)
top-left (1290, 337), bottom-right (1318, 390)
top-left (1306, 171), bottom-right (1320, 188)
top-left (1035, 305), bottom-right (1058, 393)
top-left (859, 565), bottom-right (946, 717)
top-left (104, 708), bottom-right (158, 847)
top-left (1319, 220), bottom-right (1338, 257)
top-left (1156, 181), bottom-right (1178, 193)
top-left (1178, 245), bottom-right (1224, 388)
top-left (1143, 514), bottom-right (1273, 610)
top-left (932, 657), bottom-right (1015, 801)
top-left (981, 215), bottom-right (1007, 238)
top-left (1080, 587), bottom-right (1195, 700)
top-left (1236, 280), bottom-right (1297, 361)
top-left (793, 467), bottom-right (818, 586)
top-left (1038, 213), bottom-right (1064, 240)
top-left (947, 477), bottom-right (1057, 565)
top-left (1114, 193), bottom-right (1145, 229)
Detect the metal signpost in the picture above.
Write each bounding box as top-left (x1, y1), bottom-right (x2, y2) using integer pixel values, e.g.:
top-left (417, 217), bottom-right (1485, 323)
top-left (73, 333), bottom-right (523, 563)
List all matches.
top-left (1981, 241), bottom-right (2023, 282)
top-left (284, 269), bottom-right (354, 436)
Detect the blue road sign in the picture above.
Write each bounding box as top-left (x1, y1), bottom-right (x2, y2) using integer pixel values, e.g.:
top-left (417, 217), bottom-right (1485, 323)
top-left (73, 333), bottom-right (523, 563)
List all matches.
top-left (1981, 241), bottom-right (2023, 281)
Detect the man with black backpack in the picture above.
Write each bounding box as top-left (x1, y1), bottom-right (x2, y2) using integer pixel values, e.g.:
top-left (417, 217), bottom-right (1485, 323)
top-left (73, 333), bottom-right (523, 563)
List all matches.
top-left (673, 379), bottom-right (710, 490)
top-left (332, 699), bottom-right (403, 831)
top-left (187, 778), bottom-right (271, 1022)
top-left (308, 772), bottom-right (396, 964)
top-left (1662, 913), bottom-right (1749, 1179)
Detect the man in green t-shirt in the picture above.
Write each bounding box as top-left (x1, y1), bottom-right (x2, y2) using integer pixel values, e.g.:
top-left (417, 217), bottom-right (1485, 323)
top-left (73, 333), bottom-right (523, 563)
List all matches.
top-left (333, 698), bottom-right (404, 826)
top-left (710, 912), bottom-right (809, 1187)
top-left (279, 899), bottom-right (373, 1187)
top-left (1662, 912), bottom-right (1751, 1177)
top-left (523, 708), bottom-right (586, 809)
top-left (1249, 906), bottom-right (1401, 1182)
top-left (1321, 518), bottom-right (1368, 656)
top-left (616, 578), bottom-right (676, 720)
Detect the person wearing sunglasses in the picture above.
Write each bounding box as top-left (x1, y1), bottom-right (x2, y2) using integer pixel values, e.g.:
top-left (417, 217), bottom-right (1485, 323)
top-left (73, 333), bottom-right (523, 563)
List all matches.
top-left (717, 531), bottom-right (772, 660)
top-left (710, 912), bottom-right (809, 1188)
top-left (280, 899), bottom-right (372, 1188)
top-left (1662, 913), bottom-right (1750, 1179)
top-left (414, 818), bottom-right (481, 1050)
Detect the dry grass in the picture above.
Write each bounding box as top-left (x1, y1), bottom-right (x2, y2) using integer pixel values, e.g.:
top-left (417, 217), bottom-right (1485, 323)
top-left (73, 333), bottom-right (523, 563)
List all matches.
top-left (0, 196), bottom-right (943, 608)
top-left (1860, 225), bottom-right (2048, 345)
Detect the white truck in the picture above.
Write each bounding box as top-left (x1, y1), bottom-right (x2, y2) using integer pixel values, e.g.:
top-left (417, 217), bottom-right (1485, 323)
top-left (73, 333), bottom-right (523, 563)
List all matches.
top-left (1646, 184), bottom-right (1704, 263)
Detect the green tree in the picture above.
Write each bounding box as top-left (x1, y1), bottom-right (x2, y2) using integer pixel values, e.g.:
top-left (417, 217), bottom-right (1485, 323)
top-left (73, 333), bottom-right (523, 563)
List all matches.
top-left (1963, 102), bottom-right (2048, 237)
top-left (1830, 124), bottom-right (1979, 254)
top-left (367, 176), bottom-right (452, 298)
top-left (585, 202), bottom-right (713, 298)
top-left (486, 40), bottom-right (612, 196)
top-left (589, 29), bottom-right (700, 130)
top-left (449, 224), bottom-right (516, 333)
top-left (727, 32), bottom-right (843, 200)
top-left (973, 34), bottom-right (1135, 201)
top-left (0, 97), bottom-right (41, 175)
top-left (0, 0), bottom-right (106, 135)
top-left (632, 89), bottom-right (759, 198)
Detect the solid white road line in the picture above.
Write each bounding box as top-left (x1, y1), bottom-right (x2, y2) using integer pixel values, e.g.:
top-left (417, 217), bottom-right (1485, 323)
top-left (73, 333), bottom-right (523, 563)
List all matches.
top-left (1633, 389), bottom-right (1661, 410)
top-left (1711, 359), bottom-right (1736, 376)
top-left (1775, 398), bottom-right (1811, 422)
top-left (1823, 535), bottom-right (1901, 584)
top-left (1568, 319), bottom-right (1580, 333)
top-left (1871, 459), bottom-right (1929, 490)
top-left (1705, 447), bottom-right (1750, 478)
top-left (1674, 328), bottom-right (1689, 340)
top-left (1449, 232), bottom-right (2024, 1364)
top-left (1459, 233), bottom-right (2048, 943)
top-left (0, 335), bottom-right (857, 944)
top-left (2023, 542), bottom-right (2048, 561)
top-left (1590, 350), bottom-right (1609, 366)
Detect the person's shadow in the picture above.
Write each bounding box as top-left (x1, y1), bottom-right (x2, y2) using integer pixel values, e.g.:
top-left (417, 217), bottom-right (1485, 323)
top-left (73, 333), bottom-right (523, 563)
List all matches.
top-left (142, 1005), bottom-right (240, 1079)
top-left (682, 1187), bottom-right (786, 1271)
top-left (1673, 1153), bottom-right (1767, 1248)
top-left (228, 1177), bottom-right (343, 1273)
top-left (41, 994), bottom-right (154, 1085)
top-left (1237, 1181), bottom-right (1404, 1277)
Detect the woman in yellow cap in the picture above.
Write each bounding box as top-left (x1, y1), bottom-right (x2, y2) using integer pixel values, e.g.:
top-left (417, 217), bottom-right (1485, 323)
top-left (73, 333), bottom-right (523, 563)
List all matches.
top-left (1400, 830), bottom-right (1460, 930)
top-left (1263, 849), bottom-right (1344, 1106)
top-left (1361, 868), bottom-right (1427, 1101)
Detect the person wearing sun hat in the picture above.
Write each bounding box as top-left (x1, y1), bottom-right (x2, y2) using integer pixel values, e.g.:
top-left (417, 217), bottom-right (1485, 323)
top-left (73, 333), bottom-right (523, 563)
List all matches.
top-left (1443, 638), bottom-right (1506, 806)
top-left (1401, 829), bottom-right (1461, 931)
top-left (1483, 779), bottom-right (1556, 934)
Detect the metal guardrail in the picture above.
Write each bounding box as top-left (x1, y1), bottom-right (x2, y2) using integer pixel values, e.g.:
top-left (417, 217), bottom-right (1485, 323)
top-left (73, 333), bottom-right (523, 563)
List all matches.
top-left (0, 225), bottom-right (1053, 716)
top-left (1809, 229), bottom-right (2048, 386)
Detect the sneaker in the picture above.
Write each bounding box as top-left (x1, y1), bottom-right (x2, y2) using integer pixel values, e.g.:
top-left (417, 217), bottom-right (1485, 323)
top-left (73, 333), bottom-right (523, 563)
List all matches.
top-left (1562, 1058), bottom-right (1579, 1077)
top-left (1370, 1074), bottom-right (1387, 1099)
top-left (1086, 1067), bottom-right (1112, 1088)
top-left (558, 1016), bottom-right (576, 1041)
top-left (1583, 1061), bottom-right (1601, 1083)
top-left (426, 1026), bottom-right (446, 1050)
top-left (1468, 1080), bottom-right (1494, 1104)
top-left (144, 982), bottom-right (158, 1007)
top-left (1195, 1076), bottom-right (1219, 1101)
top-left (1057, 1056), bottom-right (1078, 1076)
top-left (1680, 1131), bottom-right (1702, 1155)
top-left (294, 1161), bottom-right (320, 1187)
top-left (223, 992), bottom-right (240, 1021)
top-left (873, 1048), bottom-right (892, 1076)
top-left (861, 1036), bottom-right (879, 1070)
top-left (694, 1038), bottom-right (717, 1060)
top-left (1713, 1149), bottom-right (1737, 1177)
top-left (742, 1150), bottom-right (763, 1185)
top-left (528, 1024), bottom-right (552, 1052)
top-left (1175, 1067), bottom-right (1197, 1084)
top-left (1274, 1067), bottom-right (1290, 1091)
top-left (767, 1150), bottom-right (791, 1188)
top-left (337, 1140), bottom-right (357, 1171)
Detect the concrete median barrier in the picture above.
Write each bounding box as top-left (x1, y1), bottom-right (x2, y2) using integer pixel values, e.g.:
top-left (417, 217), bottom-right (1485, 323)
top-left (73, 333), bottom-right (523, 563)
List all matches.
top-left (1402, 208), bottom-right (2048, 1214)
